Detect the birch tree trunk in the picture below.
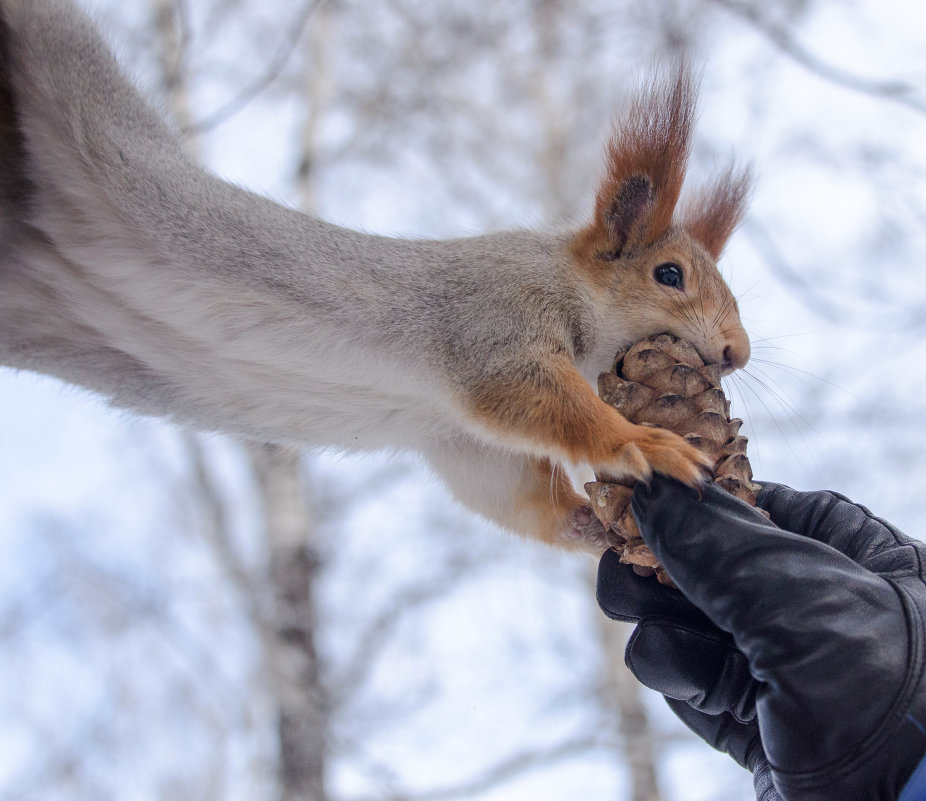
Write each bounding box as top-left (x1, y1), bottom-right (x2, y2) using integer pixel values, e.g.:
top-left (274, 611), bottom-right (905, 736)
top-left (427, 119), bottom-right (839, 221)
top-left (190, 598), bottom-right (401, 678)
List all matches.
top-left (149, 2), bottom-right (332, 799)
top-left (248, 444), bottom-right (328, 801)
top-left (596, 615), bottom-right (665, 801)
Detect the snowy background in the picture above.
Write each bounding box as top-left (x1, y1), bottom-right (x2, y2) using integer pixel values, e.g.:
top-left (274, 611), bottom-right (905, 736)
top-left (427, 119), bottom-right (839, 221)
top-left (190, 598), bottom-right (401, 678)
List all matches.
top-left (1, 0), bottom-right (925, 799)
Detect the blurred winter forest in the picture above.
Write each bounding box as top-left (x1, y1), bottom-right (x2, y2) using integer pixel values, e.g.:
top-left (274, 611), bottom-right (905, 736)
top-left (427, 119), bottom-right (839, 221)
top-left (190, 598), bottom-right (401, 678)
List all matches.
top-left (1, 0), bottom-right (925, 799)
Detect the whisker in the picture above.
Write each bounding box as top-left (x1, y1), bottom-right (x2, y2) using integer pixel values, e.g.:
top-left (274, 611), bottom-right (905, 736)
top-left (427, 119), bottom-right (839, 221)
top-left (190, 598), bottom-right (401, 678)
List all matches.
top-left (741, 366), bottom-right (816, 428)
top-left (734, 274), bottom-right (776, 305)
top-left (661, 287), bottom-right (700, 337)
top-left (738, 367), bottom-right (831, 471)
top-left (729, 370), bottom-right (821, 468)
top-left (747, 357), bottom-right (858, 400)
top-left (723, 373), bottom-right (763, 464)
top-left (699, 288), bottom-right (707, 339)
top-left (749, 332), bottom-right (819, 345)
top-left (711, 294), bottom-right (735, 331)
top-left (710, 302), bottom-right (725, 333)
top-left (549, 461), bottom-right (563, 510)
top-left (712, 325), bottom-right (741, 339)
top-left (749, 344), bottom-right (800, 357)
top-left (662, 285), bottom-right (699, 332)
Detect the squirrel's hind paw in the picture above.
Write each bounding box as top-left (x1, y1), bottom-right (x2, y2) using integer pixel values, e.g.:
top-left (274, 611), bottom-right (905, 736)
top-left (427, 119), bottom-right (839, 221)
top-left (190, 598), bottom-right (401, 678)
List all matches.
top-left (562, 504), bottom-right (610, 553)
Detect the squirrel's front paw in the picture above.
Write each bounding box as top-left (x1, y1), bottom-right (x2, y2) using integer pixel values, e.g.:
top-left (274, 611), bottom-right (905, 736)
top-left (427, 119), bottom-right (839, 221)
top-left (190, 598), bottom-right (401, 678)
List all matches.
top-left (603, 426), bottom-right (712, 488)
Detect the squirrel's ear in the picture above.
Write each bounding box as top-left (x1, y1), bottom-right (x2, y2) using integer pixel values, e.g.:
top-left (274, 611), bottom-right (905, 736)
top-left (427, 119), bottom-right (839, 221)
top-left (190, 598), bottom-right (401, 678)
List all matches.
top-left (578, 63), bottom-right (697, 261)
top-left (681, 165), bottom-right (752, 260)
top-left (602, 175), bottom-right (654, 259)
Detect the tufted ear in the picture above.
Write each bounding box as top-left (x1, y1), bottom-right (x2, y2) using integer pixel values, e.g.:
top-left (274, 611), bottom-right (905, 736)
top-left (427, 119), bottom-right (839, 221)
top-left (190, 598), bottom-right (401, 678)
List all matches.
top-left (602, 174), bottom-right (654, 260)
top-left (681, 165), bottom-right (752, 260)
top-left (581, 62), bottom-right (697, 260)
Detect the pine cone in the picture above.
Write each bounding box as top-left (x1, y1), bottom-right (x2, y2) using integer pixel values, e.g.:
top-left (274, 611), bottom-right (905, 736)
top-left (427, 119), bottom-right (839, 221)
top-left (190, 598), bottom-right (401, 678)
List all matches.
top-left (585, 333), bottom-right (764, 586)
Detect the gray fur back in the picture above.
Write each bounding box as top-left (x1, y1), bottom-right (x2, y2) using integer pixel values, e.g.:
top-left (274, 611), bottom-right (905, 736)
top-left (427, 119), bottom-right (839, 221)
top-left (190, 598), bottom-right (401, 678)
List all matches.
top-left (0, 0), bottom-right (588, 449)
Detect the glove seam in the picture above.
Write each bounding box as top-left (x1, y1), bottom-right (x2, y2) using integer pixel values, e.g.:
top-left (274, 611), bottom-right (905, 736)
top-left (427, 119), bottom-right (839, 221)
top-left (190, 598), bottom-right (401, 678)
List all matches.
top-left (596, 594), bottom-right (638, 624)
top-left (637, 618), bottom-right (731, 648)
top-left (827, 490), bottom-right (915, 548)
top-left (624, 618), bottom-right (734, 681)
top-left (626, 620), bottom-right (755, 724)
top-left (768, 580), bottom-right (924, 787)
top-left (758, 484), bottom-right (926, 577)
top-left (744, 733), bottom-right (765, 772)
top-left (596, 567), bottom-right (644, 623)
top-left (847, 500), bottom-right (926, 579)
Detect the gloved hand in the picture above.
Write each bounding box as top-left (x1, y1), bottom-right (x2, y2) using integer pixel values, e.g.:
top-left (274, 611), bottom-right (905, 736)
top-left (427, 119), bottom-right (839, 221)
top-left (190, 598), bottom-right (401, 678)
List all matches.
top-left (596, 477), bottom-right (926, 801)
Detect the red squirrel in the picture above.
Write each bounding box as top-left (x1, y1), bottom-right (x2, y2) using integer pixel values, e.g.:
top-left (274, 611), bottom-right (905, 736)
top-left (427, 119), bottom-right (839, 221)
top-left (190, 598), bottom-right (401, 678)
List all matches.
top-left (0, 0), bottom-right (750, 552)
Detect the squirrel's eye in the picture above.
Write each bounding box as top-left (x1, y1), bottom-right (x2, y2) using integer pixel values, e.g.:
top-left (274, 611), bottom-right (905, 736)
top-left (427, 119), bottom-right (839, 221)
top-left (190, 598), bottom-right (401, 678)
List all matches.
top-left (654, 262), bottom-right (684, 290)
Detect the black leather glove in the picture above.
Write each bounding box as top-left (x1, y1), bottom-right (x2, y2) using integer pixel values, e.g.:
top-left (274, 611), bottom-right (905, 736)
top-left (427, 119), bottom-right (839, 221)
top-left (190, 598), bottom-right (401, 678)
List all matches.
top-left (596, 477), bottom-right (926, 801)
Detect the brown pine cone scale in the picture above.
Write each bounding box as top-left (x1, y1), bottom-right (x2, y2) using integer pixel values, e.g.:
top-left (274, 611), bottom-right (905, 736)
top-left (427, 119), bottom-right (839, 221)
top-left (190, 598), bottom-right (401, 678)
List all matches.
top-left (586, 333), bottom-right (764, 586)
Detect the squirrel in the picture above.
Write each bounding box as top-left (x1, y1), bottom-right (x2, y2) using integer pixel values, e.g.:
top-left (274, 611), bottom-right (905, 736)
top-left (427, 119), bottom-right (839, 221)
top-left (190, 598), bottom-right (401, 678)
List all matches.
top-left (0, 0), bottom-right (751, 553)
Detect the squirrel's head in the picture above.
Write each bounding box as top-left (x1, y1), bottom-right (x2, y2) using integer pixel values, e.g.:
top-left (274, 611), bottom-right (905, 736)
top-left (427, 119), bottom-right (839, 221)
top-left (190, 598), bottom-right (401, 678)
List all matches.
top-left (572, 63), bottom-right (751, 376)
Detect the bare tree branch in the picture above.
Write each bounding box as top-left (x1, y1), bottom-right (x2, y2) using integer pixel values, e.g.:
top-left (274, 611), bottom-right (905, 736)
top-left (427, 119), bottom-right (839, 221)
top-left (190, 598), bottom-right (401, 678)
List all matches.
top-left (329, 552), bottom-right (481, 707)
top-left (345, 735), bottom-right (611, 801)
top-left (179, 433), bottom-right (263, 625)
top-left (743, 219), bottom-right (926, 330)
top-left (151, 0), bottom-right (194, 128)
top-left (708, 0), bottom-right (926, 115)
top-left (188, 0), bottom-right (324, 133)
top-left (743, 220), bottom-right (844, 323)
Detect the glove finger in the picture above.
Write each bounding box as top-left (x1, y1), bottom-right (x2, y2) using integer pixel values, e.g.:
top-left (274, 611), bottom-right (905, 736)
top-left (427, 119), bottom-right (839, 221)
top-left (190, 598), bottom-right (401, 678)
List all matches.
top-left (752, 755), bottom-right (785, 801)
top-left (630, 478), bottom-right (901, 654)
top-left (634, 476), bottom-right (908, 777)
top-left (757, 482), bottom-right (923, 574)
top-left (596, 548), bottom-right (714, 627)
top-left (665, 697), bottom-right (762, 770)
top-left (625, 619), bottom-right (756, 722)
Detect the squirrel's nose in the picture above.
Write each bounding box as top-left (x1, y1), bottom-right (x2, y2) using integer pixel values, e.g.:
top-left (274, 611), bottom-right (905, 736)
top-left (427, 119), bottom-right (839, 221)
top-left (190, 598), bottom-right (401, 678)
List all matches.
top-left (721, 331), bottom-right (750, 374)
